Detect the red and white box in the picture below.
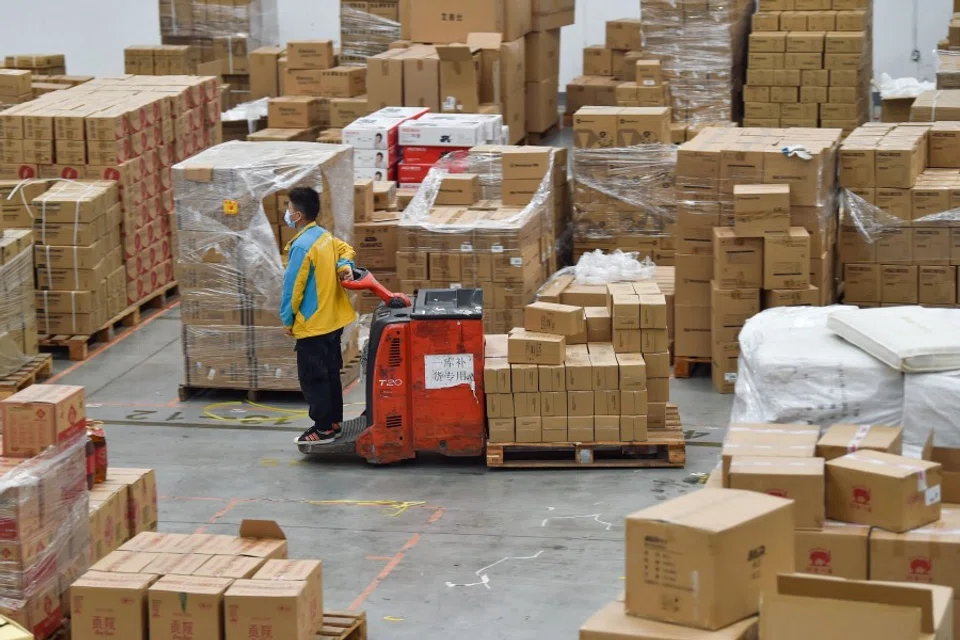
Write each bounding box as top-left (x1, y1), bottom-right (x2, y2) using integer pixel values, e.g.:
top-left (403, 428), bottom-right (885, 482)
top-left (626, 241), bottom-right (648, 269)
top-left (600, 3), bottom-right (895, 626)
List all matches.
top-left (355, 147), bottom-right (398, 169)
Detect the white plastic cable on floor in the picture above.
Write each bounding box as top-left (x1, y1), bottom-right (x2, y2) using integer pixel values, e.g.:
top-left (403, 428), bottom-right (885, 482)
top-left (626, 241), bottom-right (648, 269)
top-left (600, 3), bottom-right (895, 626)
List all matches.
top-left (731, 306), bottom-right (904, 428)
top-left (826, 306), bottom-right (960, 372)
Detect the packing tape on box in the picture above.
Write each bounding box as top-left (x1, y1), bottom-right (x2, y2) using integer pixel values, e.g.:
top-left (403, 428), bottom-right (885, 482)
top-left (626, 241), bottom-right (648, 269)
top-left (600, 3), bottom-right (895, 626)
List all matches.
top-left (846, 451), bottom-right (931, 491)
top-left (727, 427), bottom-right (816, 435)
top-left (847, 424), bottom-right (873, 453)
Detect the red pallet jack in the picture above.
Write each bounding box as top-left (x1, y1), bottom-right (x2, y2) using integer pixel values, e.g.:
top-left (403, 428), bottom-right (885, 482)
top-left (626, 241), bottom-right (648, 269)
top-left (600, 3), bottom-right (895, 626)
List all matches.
top-left (296, 268), bottom-right (487, 464)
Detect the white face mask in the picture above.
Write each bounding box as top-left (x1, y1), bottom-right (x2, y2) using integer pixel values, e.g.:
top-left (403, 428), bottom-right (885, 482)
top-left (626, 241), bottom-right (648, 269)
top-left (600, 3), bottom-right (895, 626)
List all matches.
top-left (284, 208), bottom-right (298, 229)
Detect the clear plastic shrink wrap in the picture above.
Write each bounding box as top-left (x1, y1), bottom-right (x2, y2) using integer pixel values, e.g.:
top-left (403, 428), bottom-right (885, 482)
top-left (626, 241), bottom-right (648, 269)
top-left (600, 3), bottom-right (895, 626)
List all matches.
top-left (0, 436), bottom-right (90, 639)
top-left (640, 0), bottom-right (754, 125)
top-left (731, 306), bottom-right (904, 428)
top-left (571, 144), bottom-right (678, 261)
top-left (0, 235), bottom-right (36, 377)
top-left (903, 370), bottom-right (960, 452)
top-left (159, 0), bottom-right (280, 69)
top-left (174, 141), bottom-right (358, 391)
top-left (400, 147), bottom-right (560, 333)
top-left (340, 3), bottom-right (402, 66)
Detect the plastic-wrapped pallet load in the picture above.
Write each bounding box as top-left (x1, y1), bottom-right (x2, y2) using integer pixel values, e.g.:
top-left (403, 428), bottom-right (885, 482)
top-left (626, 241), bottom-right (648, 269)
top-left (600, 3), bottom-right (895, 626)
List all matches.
top-left (640, 0), bottom-right (754, 126)
top-left (903, 370), bottom-right (960, 452)
top-left (0, 435), bottom-right (90, 639)
top-left (339, 1), bottom-right (402, 65)
top-left (159, 0), bottom-right (280, 61)
top-left (0, 230), bottom-right (38, 377)
top-left (399, 145), bottom-right (560, 335)
top-left (173, 141), bottom-right (357, 392)
top-left (571, 143), bottom-right (677, 262)
top-left (731, 306), bottom-right (904, 428)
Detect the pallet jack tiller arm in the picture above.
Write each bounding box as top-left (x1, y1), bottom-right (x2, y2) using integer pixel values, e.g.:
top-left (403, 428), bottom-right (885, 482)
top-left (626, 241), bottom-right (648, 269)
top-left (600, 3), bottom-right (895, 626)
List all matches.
top-left (341, 267), bottom-right (411, 309)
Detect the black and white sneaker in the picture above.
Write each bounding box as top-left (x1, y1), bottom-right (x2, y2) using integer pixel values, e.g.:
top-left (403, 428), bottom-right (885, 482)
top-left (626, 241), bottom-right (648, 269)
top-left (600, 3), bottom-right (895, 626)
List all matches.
top-left (297, 427), bottom-right (337, 445)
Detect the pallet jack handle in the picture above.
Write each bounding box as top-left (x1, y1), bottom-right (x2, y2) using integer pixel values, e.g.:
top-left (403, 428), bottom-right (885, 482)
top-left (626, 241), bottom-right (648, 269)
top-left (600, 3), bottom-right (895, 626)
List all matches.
top-left (341, 267), bottom-right (411, 309)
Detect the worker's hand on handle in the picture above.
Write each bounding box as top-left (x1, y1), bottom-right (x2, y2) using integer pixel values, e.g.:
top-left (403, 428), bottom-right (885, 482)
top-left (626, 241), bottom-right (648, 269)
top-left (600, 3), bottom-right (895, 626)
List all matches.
top-left (339, 269), bottom-right (354, 282)
top-left (284, 327), bottom-right (294, 338)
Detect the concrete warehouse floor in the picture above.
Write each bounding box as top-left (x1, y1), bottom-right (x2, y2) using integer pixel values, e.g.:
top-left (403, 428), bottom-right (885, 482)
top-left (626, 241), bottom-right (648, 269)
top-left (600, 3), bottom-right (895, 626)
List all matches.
top-left (49, 303), bottom-right (733, 639)
top-left (44, 127), bottom-right (734, 639)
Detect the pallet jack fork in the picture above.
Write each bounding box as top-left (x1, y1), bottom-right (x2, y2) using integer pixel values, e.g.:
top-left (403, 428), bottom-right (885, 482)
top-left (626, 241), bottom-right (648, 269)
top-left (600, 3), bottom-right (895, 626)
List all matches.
top-left (296, 268), bottom-right (487, 463)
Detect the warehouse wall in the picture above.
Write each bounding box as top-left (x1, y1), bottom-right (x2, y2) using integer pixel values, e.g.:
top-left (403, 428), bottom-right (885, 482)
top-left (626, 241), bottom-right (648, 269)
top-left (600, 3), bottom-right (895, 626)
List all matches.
top-left (0, 0), bottom-right (953, 90)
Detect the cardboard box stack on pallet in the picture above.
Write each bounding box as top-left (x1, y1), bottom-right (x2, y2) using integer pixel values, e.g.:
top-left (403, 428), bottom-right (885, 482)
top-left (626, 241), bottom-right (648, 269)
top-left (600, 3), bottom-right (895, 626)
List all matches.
top-left (339, 0), bottom-right (402, 66)
top-left (255, 39), bottom-right (372, 144)
top-left (581, 424), bottom-right (959, 640)
top-left (673, 127), bottom-right (842, 374)
top-left (32, 181), bottom-right (127, 336)
top-left (70, 522), bottom-right (332, 640)
top-left (570, 107), bottom-right (676, 261)
top-left (485, 277), bottom-right (671, 444)
top-left (1, 55), bottom-right (77, 102)
top-left (158, 0), bottom-right (279, 109)
top-left (745, 0), bottom-right (873, 133)
top-left (396, 145), bottom-right (563, 330)
top-left (2, 55), bottom-right (66, 77)
top-left (0, 385), bottom-right (92, 639)
top-left (0, 71), bottom-right (34, 107)
top-left (840, 123), bottom-right (960, 308)
top-left (0, 76), bottom-right (222, 326)
top-left (641, 0), bottom-right (754, 128)
top-left (174, 142), bottom-right (359, 392)
top-left (0, 228), bottom-right (39, 374)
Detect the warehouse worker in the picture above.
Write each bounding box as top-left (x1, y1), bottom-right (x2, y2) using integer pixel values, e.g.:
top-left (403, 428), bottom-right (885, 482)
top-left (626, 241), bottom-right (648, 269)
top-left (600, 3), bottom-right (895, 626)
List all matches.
top-left (280, 187), bottom-right (357, 445)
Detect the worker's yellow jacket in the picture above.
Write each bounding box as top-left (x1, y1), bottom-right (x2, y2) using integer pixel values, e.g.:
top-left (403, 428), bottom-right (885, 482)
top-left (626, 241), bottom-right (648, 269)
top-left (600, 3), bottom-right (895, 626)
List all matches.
top-left (280, 222), bottom-right (357, 339)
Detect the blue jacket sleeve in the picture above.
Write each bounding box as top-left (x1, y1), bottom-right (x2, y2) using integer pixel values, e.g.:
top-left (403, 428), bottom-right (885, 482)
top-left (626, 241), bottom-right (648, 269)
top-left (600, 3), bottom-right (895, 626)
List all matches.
top-left (280, 244), bottom-right (307, 327)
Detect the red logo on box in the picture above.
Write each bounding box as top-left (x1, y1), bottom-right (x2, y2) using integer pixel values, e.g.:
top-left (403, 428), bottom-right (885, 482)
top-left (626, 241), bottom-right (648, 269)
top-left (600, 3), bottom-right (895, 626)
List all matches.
top-left (766, 489), bottom-right (788, 498)
top-left (852, 486), bottom-right (871, 505)
top-left (806, 548), bottom-right (832, 574)
top-left (909, 556), bottom-right (933, 582)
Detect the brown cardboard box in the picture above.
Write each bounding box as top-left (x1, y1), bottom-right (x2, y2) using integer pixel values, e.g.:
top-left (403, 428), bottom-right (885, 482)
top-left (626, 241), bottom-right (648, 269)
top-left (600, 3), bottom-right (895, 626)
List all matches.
top-left (932, 448), bottom-right (960, 503)
top-left (711, 285), bottom-right (760, 343)
top-left (794, 520), bottom-right (870, 579)
top-left (713, 228), bottom-right (763, 289)
top-left (616, 107), bottom-right (672, 146)
top-left (610, 294), bottom-right (641, 330)
top-left (483, 358), bottom-right (511, 394)
top-left (287, 41), bottom-right (335, 70)
top-left (488, 417), bottom-right (515, 443)
top-left (675, 305), bottom-right (711, 358)
top-left (366, 49), bottom-right (406, 110)
top-left (148, 575), bottom-right (232, 640)
top-left (511, 364), bottom-right (539, 393)
top-left (584, 307), bottom-right (612, 342)
top-left (573, 106), bottom-right (619, 149)
top-left (759, 574), bottom-right (953, 639)
top-left (625, 489), bottom-right (795, 630)
top-left (728, 456), bottom-right (825, 530)
top-left (541, 391), bottom-right (567, 417)
top-left (436, 174), bottom-right (480, 206)
top-left (825, 451), bottom-right (942, 533)
top-left (524, 302), bottom-right (585, 337)
top-left (733, 184), bottom-right (791, 237)
top-left (564, 345), bottom-right (593, 390)
top-left (583, 46), bottom-right (613, 76)
top-left (722, 423), bottom-right (820, 483)
top-left (1, 384), bottom-right (85, 458)
top-left (71, 571), bottom-right (158, 640)
top-left (252, 560), bottom-right (323, 633)
top-left (538, 365), bottom-right (565, 392)
top-left (764, 227), bottom-right (811, 290)
top-left (869, 506), bottom-right (960, 593)
top-left (268, 97), bottom-right (324, 129)
top-left (567, 416), bottom-right (594, 442)
top-left (638, 294), bottom-right (667, 329)
top-left (404, 0), bottom-right (531, 43)
top-left (515, 416), bottom-right (542, 443)
top-left (250, 46), bottom-right (285, 100)
top-left (712, 341), bottom-right (740, 394)
top-left (616, 353), bottom-right (647, 391)
top-left (816, 424), bottom-right (903, 461)
top-left (224, 579), bottom-right (314, 640)
top-left (525, 30), bottom-right (560, 82)
top-left (507, 329), bottom-right (565, 365)
top-left (844, 263), bottom-right (881, 303)
top-left (354, 218), bottom-right (398, 269)
top-left (881, 264), bottom-right (919, 304)
top-left (514, 392), bottom-right (541, 417)
top-left (580, 602), bottom-right (758, 640)
top-left (567, 390), bottom-right (594, 417)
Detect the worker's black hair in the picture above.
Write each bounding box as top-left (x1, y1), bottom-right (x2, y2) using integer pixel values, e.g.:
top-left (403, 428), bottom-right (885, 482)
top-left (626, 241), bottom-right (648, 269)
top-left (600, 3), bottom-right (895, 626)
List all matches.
top-left (288, 187), bottom-right (320, 221)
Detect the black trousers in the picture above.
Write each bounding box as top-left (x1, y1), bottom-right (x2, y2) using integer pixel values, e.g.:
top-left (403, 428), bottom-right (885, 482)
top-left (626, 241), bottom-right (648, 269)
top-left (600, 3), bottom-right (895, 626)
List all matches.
top-left (295, 329), bottom-right (344, 431)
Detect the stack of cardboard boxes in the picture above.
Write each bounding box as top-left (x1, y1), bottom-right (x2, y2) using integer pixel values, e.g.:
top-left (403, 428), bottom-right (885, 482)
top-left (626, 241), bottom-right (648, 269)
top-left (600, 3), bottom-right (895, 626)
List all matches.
top-left (396, 112), bottom-right (508, 185)
top-left (32, 181), bottom-right (127, 336)
top-left (89, 468), bottom-right (159, 565)
top-left (525, 28), bottom-right (563, 137)
top-left (353, 178), bottom-right (402, 313)
top-left (396, 145), bottom-right (561, 332)
top-left (486, 279), bottom-right (671, 444)
top-left (0, 71), bottom-right (33, 106)
top-left (123, 45), bottom-right (202, 76)
top-left (0, 75), bottom-right (222, 309)
top-left (745, 0), bottom-right (873, 133)
top-left (910, 89), bottom-right (960, 121)
top-left (570, 106), bottom-right (676, 261)
top-left (840, 122), bottom-right (960, 308)
top-left (582, 424), bottom-right (957, 639)
top-left (709, 184), bottom-right (815, 393)
top-left (2, 55), bottom-right (66, 77)
top-left (342, 106), bottom-right (431, 182)
top-left (71, 523), bottom-right (326, 640)
top-left (158, 0), bottom-right (279, 108)
top-left (938, 51), bottom-right (960, 90)
top-left (0, 384), bottom-right (92, 639)
top-left (640, 0), bottom-right (754, 127)
top-left (674, 127), bottom-right (841, 370)
top-left (0, 226), bottom-right (38, 372)
top-left (339, 0), bottom-right (402, 66)
top-left (174, 141), bottom-right (357, 392)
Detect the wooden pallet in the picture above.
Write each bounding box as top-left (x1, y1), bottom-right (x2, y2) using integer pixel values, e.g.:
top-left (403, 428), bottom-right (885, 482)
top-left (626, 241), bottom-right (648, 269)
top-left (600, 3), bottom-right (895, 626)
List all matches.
top-left (486, 405), bottom-right (685, 469)
top-left (178, 352), bottom-right (363, 402)
top-left (39, 282), bottom-right (179, 361)
top-left (0, 354), bottom-right (54, 399)
top-left (524, 121), bottom-right (561, 145)
top-left (317, 611), bottom-right (367, 640)
top-left (673, 355), bottom-right (711, 378)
